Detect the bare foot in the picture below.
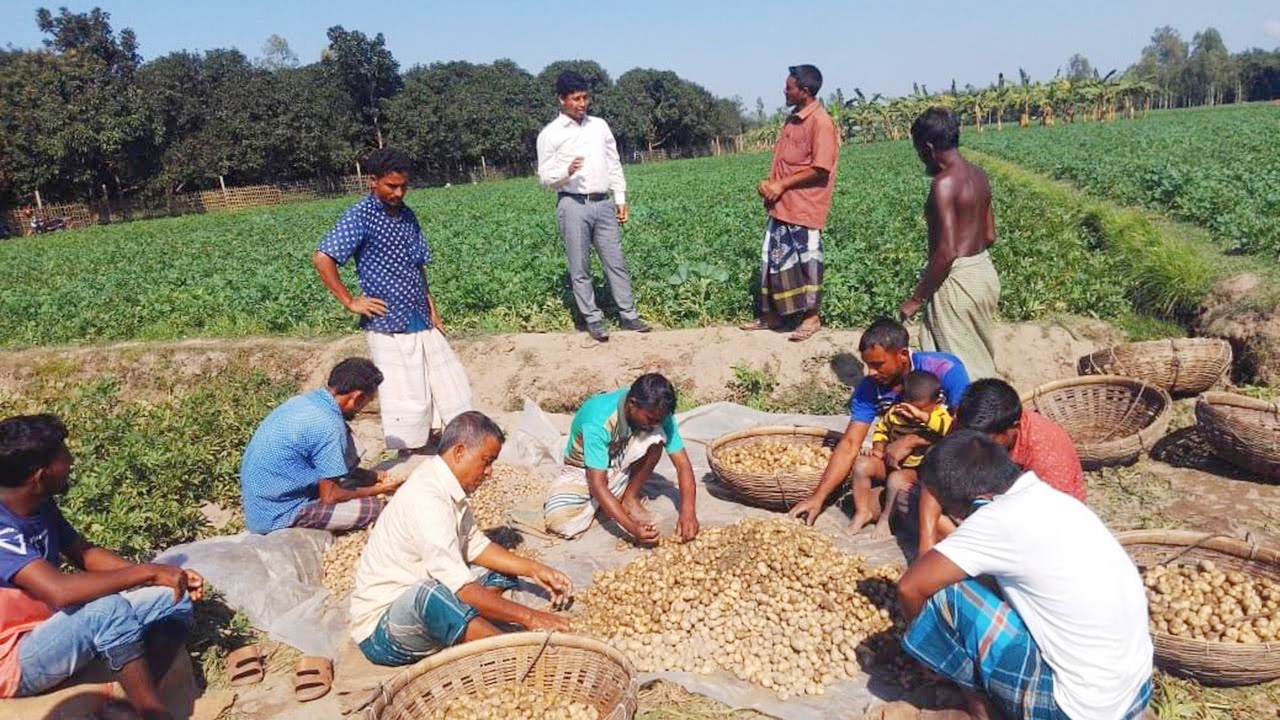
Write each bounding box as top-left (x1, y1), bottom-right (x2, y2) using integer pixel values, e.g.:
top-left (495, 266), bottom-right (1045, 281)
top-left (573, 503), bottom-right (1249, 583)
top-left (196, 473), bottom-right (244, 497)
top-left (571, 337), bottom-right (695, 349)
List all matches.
top-left (846, 511), bottom-right (875, 535)
top-left (869, 520), bottom-right (893, 540)
top-left (621, 497), bottom-right (655, 526)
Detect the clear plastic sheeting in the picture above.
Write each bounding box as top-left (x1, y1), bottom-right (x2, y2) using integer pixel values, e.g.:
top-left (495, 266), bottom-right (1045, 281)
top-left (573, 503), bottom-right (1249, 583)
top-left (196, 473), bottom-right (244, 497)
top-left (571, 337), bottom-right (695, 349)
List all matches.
top-left (156, 528), bottom-right (347, 660)
top-left (160, 401), bottom-right (909, 718)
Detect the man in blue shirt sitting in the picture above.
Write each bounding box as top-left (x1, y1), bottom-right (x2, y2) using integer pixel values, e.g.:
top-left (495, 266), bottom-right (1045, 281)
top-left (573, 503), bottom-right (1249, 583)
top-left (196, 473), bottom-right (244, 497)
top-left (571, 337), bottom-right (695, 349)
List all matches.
top-left (240, 358), bottom-right (403, 534)
top-left (791, 317), bottom-right (970, 534)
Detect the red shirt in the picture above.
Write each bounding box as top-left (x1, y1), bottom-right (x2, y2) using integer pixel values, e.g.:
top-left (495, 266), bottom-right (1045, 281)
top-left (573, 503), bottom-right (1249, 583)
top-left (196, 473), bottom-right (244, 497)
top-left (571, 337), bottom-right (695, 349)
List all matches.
top-left (768, 101), bottom-right (839, 230)
top-left (1010, 410), bottom-right (1086, 502)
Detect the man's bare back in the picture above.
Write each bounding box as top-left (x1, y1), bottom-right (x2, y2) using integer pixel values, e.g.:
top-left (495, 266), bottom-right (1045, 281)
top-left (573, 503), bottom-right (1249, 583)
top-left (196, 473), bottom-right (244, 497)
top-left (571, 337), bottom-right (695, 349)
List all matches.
top-left (925, 157), bottom-right (995, 260)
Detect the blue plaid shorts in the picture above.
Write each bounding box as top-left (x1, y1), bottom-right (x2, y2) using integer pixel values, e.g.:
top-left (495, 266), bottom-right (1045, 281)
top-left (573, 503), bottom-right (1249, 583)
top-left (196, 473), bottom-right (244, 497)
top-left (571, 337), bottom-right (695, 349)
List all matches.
top-left (903, 579), bottom-right (1151, 720)
top-left (358, 571), bottom-right (518, 666)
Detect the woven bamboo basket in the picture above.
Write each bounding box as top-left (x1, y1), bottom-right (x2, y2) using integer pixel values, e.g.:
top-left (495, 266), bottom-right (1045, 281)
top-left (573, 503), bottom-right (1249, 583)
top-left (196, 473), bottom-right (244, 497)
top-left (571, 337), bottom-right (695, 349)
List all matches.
top-left (364, 632), bottom-right (638, 720)
top-left (1021, 376), bottom-right (1172, 469)
top-left (1196, 392), bottom-right (1280, 481)
top-left (706, 426), bottom-right (840, 510)
top-left (1077, 338), bottom-right (1232, 396)
top-left (1116, 530), bottom-right (1280, 685)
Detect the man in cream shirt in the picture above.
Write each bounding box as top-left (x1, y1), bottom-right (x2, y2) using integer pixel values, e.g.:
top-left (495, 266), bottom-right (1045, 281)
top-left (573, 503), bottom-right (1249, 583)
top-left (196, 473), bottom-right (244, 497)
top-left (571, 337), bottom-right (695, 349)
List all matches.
top-left (536, 70), bottom-right (650, 342)
top-left (349, 412), bottom-right (572, 666)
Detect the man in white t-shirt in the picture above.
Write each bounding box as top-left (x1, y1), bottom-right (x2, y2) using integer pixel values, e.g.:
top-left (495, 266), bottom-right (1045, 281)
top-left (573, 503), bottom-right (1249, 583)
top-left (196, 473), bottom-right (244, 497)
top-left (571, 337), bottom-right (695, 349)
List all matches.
top-left (349, 412), bottom-right (573, 666)
top-left (897, 430), bottom-right (1152, 720)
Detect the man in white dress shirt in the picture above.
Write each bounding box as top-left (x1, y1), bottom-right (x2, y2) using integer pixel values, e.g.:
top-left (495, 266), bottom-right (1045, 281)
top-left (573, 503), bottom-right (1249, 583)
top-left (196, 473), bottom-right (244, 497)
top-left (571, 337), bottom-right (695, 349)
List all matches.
top-left (536, 71), bottom-right (650, 342)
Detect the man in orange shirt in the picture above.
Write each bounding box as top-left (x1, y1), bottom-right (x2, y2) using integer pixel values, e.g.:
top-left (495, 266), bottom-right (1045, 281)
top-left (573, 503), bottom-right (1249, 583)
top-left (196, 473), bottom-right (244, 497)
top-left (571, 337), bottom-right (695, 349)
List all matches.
top-left (742, 64), bottom-right (840, 342)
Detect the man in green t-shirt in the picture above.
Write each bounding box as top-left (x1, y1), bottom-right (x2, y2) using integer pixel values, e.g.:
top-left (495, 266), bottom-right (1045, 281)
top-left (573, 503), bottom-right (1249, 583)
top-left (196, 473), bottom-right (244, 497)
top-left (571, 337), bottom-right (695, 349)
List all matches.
top-left (544, 374), bottom-right (699, 542)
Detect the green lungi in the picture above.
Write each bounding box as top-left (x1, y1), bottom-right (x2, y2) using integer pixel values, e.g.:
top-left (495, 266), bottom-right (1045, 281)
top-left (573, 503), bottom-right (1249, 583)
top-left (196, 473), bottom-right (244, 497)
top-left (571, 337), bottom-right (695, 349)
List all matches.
top-left (921, 250), bottom-right (1000, 379)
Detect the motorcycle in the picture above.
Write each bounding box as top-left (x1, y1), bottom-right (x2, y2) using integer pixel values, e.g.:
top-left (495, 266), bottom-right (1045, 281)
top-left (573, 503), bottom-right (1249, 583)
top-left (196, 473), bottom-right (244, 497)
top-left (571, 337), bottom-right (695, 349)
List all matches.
top-left (29, 216), bottom-right (67, 234)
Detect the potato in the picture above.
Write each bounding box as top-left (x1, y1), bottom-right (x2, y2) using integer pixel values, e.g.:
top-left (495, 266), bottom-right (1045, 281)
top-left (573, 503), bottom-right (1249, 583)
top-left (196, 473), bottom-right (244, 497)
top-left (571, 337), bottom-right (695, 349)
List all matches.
top-left (574, 517), bottom-right (921, 699)
top-left (426, 684), bottom-right (598, 720)
top-left (719, 440), bottom-right (832, 475)
top-left (1142, 562), bottom-right (1280, 644)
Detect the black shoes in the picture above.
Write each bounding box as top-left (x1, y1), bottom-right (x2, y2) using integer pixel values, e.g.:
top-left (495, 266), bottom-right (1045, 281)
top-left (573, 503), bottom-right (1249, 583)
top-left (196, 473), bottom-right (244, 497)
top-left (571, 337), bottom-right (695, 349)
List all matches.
top-left (619, 317), bottom-right (652, 333)
top-left (586, 321), bottom-right (610, 342)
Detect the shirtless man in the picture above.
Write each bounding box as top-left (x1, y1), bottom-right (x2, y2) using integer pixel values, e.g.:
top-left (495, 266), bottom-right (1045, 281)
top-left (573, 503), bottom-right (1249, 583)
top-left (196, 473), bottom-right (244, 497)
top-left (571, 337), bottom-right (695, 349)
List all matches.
top-left (897, 107), bottom-right (1001, 380)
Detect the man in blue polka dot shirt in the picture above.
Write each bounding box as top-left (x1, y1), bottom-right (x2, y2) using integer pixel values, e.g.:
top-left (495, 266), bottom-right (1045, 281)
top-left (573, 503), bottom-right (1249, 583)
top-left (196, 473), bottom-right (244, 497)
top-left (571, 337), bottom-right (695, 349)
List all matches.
top-left (314, 149), bottom-right (473, 452)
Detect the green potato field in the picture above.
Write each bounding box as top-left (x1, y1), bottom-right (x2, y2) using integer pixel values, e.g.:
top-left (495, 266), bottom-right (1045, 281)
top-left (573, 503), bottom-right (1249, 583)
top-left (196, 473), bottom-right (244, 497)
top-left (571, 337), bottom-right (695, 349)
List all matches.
top-left (967, 102), bottom-right (1280, 257)
top-left (0, 140), bottom-right (1138, 348)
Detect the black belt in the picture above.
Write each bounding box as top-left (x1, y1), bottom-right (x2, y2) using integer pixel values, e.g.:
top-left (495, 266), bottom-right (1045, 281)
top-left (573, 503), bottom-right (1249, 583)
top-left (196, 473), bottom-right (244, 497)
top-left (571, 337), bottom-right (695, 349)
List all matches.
top-left (558, 192), bottom-right (609, 202)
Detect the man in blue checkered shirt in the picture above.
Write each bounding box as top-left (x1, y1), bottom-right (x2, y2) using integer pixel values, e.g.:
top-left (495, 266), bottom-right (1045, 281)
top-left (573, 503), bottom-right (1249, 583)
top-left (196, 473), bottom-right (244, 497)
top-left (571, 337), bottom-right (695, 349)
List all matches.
top-left (313, 149), bottom-right (473, 453)
top-left (240, 358), bottom-right (404, 534)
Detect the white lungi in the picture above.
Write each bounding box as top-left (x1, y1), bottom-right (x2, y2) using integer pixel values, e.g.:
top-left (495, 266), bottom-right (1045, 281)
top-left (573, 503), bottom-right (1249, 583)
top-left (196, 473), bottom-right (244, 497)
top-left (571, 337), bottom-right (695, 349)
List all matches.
top-left (365, 328), bottom-right (473, 449)
top-left (543, 431), bottom-right (666, 539)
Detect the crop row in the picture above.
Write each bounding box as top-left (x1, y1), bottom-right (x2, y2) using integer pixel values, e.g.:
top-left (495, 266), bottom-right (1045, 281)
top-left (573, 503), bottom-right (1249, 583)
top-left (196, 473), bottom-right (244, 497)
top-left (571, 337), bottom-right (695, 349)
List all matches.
top-left (0, 140), bottom-right (1141, 348)
top-left (965, 103), bottom-right (1280, 257)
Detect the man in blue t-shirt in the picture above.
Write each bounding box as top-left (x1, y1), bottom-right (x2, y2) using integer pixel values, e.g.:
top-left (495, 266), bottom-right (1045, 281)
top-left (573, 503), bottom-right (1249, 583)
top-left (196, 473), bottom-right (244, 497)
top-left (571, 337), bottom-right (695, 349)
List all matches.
top-left (791, 317), bottom-right (970, 533)
top-left (0, 414), bottom-right (202, 718)
top-left (240, 358), bottom-right (404, 534)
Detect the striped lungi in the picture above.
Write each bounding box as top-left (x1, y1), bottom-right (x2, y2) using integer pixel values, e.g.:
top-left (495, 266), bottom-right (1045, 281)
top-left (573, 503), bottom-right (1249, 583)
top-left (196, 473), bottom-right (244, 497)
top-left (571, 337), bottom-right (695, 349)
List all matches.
top-left (904, 578), bottom-right (1151, 720)
top-left (921, 250), bottom-right (1000, 380)
top-left (291, 496), bottom-right (385, 531)
top-left (758, 217), bottom-right (823, 317)
top-left (366, 328), bottom-right (473, 450)
top-left (543, 432), bottom-right (665, 539)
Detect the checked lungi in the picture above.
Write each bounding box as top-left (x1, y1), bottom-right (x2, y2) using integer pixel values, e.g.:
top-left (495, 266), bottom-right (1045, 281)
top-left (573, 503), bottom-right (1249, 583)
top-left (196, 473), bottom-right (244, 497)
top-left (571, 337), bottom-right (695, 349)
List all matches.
top-left (758, 217), bottom-right (823, 317)
top-left (904, 579), bottom-right (1151, 720)
top-left (366, 328), bottom-right (473, 450)
top-left (291, 496), bottom-right (385, 532)
top-left (543, 431), bottom-right (666, 539)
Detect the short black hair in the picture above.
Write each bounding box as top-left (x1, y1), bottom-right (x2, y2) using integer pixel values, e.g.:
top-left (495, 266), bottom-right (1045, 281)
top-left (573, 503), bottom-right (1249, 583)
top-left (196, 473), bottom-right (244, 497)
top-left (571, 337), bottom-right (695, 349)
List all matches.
top-left (858, 316), bottom-right (910, 353)
top-left (788, 64), bottom-right (823, 97)
top-left (0, 414), bottom-right (68, 488)
top-left (555, 70), bottom-right (590, 97)
top-left (365, 148), bottom-right (412, 178)
top-left (911, 106), bottom-right (960, 152)
top-left (954, 378), bottom-right (1022, 434)
top-left (627, 373), bottom-right (677, 417)
top-left (919, 429), bottom-right (1022, 512)
top-left (328, 357), bottom-right (384, 396)
top-left (904, 371), bottom-right (942, 404)
top-left (439, 411), bottom-right (506, 453)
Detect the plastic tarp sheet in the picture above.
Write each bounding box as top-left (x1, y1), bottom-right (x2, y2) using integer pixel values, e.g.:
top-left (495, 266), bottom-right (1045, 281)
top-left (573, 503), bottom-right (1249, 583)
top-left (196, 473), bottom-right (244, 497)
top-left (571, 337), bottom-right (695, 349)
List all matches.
top-left (158, 401), bottom-right (909, 718)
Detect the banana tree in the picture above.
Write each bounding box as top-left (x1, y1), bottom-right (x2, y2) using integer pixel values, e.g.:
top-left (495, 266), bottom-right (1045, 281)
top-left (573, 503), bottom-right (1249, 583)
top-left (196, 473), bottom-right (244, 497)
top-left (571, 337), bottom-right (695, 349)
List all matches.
top-left (992, 74), bottom-right (1009, 130)
top-left (1016, 69), bottom-right (1033, 127)
top-left (844, 88), bottom-right (884, 143)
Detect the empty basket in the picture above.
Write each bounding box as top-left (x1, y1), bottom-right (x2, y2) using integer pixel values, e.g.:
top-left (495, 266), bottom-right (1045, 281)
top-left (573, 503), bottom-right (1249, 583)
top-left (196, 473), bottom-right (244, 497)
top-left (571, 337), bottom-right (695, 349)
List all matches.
top-left (1077, 338), bottom-right (1232, 396)
top-left (1196, 392), bottom-right (1280, 481)
top-left (1021, 376), bottom-right (1172, 468)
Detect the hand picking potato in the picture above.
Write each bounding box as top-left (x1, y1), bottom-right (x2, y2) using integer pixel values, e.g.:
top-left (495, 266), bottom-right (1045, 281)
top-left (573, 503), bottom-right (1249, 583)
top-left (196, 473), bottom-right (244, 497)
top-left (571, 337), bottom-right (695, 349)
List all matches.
top-left (1144, 559), bottom-right (1280, 643)
top-left (576, 517), bottom-right (922, 699)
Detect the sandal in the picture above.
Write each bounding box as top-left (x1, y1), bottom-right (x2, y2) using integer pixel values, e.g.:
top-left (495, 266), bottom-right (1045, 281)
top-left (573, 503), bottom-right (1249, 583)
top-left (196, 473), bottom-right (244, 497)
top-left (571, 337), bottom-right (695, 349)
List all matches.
top-left (739, 319), bottom-right (780, 331)
top-left (293, 656), bottom-right (333, 702)
top-left (225, 644), bottom-right (265, 687)
top-left (788, 323), bottom-right (821, 342)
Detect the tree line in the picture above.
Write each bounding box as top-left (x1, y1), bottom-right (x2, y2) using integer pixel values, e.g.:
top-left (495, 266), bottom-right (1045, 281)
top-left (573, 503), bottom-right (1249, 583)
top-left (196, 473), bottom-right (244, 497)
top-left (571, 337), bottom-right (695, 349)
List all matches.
top-left (796, 25), bottom-right (1280, 146)
top-left (0, 7), bottom-right (748, 211)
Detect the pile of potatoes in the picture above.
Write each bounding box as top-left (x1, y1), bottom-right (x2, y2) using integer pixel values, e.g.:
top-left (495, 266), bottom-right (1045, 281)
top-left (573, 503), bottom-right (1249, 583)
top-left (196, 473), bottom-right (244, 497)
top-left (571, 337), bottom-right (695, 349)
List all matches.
top-left (1144, 559), bottom-right (1280, 643)
top-left (717, 439), bottom-right (832, 476)
top-left (322, 527), bottom-right (369, 598)
top-left (425, 684), bottom-right (599, 720)
top-left (577, 517), bottom-right (918, 699)
top-left (471, 463), bottom-right (549, 529)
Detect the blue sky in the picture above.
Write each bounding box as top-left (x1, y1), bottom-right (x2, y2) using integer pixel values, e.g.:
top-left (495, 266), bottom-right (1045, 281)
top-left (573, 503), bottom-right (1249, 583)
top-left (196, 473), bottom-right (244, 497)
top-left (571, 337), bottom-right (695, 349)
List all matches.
top-left (3, 1), bottom-right (1278, 111)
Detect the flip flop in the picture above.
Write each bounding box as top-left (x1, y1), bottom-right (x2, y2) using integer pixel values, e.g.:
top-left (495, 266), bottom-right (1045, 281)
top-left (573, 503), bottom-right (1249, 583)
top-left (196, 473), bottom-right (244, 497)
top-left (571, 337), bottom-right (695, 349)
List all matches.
top-left (293, 656), bottom-right (333, 703)
top-left (788, 324), bottom-right (821, 342)
top-left (225, 644), bottom-right (265, 687)
top-left (738, 319), bottom-right (776, 331)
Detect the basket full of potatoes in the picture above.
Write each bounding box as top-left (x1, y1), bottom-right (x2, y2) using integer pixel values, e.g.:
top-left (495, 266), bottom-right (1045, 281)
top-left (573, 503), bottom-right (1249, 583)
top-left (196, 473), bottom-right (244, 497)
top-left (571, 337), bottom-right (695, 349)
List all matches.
top-left (707, 426), bottom-right (840, 510)
top-left (1117, 529), bottom-right (1280, 686)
